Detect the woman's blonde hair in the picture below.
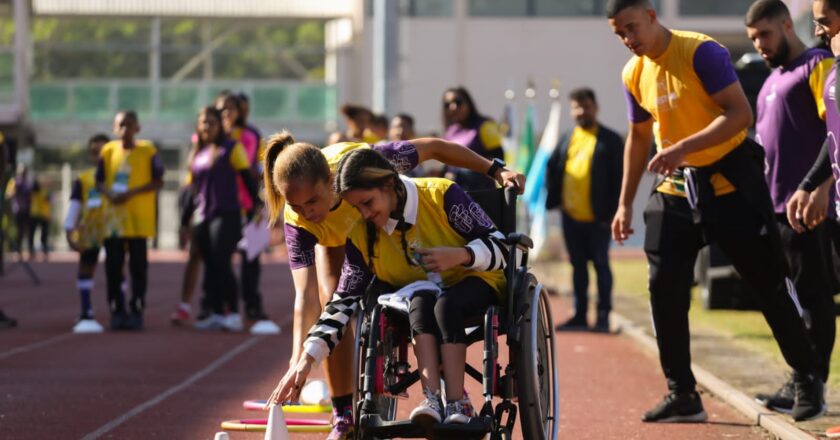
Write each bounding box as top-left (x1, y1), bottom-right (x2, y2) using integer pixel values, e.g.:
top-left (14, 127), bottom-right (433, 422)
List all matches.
top-left (262, 131), bottom-right (330, 226)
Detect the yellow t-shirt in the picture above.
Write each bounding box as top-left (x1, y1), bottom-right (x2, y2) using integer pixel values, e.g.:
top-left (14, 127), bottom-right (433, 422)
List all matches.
top-left (30, 188), bottom-right (51, 219)
top-left (98, 139), bottom-right (161, 238)
top-left (347, 177), bottom-right (506, 298)
top-left (623, 30), bottom-right (745, 196)
top-left (479, 120), bottom-right (503, 152)
top-left (75, 168), bottom-right (107, 247)
top-left (562, 126), bottom-right (598, 222)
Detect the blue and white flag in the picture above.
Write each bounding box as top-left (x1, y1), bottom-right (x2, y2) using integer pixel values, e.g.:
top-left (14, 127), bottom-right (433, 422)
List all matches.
top-left (523, 97), bottom-right (562, 258)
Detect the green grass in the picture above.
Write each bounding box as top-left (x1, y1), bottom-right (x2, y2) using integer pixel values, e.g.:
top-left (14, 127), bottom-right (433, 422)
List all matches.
top-left (536, 257), bottom-right (840, 388)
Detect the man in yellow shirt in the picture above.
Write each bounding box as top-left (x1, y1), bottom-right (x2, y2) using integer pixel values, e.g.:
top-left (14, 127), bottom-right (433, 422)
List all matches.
top-left (607, 0), bottom-right (824, 423)
top-left (96, 110), bottom-right (164, 331)
top-left (545, 88), bottom-right (623, 332)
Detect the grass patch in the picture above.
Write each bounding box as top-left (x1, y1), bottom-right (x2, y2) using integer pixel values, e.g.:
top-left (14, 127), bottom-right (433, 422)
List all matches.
top-left (536, 257), bottom-right (840, 388)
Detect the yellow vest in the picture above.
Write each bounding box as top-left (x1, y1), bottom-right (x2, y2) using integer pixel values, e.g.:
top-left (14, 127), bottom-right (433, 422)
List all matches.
top-left (99, 139), bottom-right (160, 238)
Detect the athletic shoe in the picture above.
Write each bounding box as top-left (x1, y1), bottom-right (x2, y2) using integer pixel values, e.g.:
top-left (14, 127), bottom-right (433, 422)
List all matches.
top-left (410, 387), bottom-right (444, 426)
top-left (123, 313), bottom-right (144, 331)
top-left (444, 397), bottom-right (475, 424)
top-left (194, 313), bottom-right (225, 330)
top-left (755, 377), bottom-right (794, 414)
top-left (73, 319), bottom-right (104, 334)
top-left (593, 311), bottom-right (610, 333)
top-left (555, 315), bottom-right (588, 332)
top-left (170, 307), bottom-right (191, 326)
top-left (0, 311), bottom-right (18, 329)
top-left (326, 405), bottom-right (353, 440)
top-left (246, 309), bottom-right (269, 321)
top-left (642, 391), bottom-right (708, 423)
top-left (222, 313), bottom-right (244, 332)
top-left (109, 312), bottom-right (128, 331)
top-left (826, 425), bottom-right (840, 438)
top-left (792, 373), bottom-right (826, 422)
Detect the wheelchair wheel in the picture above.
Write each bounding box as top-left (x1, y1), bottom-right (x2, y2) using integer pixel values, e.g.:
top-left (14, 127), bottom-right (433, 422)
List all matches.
top-left (353, 305), bottom-right (399, 439)
top-left (516, 276), bottom-right (559, 440)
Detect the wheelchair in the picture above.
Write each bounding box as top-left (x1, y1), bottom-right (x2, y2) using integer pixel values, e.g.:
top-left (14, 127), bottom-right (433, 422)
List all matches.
top-left (350, 186), bottom-right (559, 440)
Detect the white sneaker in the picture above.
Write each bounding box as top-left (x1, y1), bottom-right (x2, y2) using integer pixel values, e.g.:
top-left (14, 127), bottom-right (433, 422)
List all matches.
top-left (222, 313), bottom-right (244, 332)
top-left (250, 319), bottom-right (281, 335)
top-left (444, 398), bottom-right (474, 424)
top-left (194, 313), bottom-right (225, 330)
top-left (73, 319), bottom-right (104, 334)
top-left (410, 387), bottom-right (443, 426)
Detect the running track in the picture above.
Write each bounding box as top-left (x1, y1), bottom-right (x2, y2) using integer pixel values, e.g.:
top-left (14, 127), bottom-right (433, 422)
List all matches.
top-left (0, 254), bottom-right (768, 439)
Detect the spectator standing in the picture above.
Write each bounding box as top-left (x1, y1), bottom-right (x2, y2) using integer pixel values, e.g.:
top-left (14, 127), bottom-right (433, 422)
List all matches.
top-left (546, 88), bottom-right (623, 332)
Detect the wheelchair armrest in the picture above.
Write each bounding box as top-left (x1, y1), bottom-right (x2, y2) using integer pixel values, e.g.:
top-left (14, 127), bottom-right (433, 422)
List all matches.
top-left (505, 232), bottom-right (533, 250)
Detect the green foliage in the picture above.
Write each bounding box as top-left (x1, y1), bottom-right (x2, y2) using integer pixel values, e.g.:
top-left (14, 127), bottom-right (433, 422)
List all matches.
top-left (24, 17), bottom-right (325, 81)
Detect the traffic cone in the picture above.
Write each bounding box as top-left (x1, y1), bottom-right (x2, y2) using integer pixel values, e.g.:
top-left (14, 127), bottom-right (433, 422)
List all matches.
top-left (264, 404), bottom-right (289, 440)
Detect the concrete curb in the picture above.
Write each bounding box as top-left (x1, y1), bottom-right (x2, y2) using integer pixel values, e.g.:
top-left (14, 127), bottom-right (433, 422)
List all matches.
top-left (611, 312), bottom-right (817, 440)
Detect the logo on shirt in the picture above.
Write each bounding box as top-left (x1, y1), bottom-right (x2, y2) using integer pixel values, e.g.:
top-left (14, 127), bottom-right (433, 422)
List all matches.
top-left (339, 262), bottom-right (365, 293)
top-left (765, 83), bottom-right (777, 103)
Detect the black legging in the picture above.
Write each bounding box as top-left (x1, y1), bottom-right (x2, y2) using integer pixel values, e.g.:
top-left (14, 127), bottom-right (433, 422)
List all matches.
top-left (29, 216), bottom-right (49, 255)
top-left (194, 213), bottom-right (241, 315)
top-left (408, 276), bottom-right (498, 344)
top-left (104, 237), bottom-right (148, 315)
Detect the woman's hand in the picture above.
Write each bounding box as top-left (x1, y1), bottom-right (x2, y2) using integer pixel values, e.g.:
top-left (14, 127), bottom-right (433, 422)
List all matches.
top-left (264, 354), bottom-right (315, 409)
top-left (496, 169), bottom-right (526, 194)
top-left (415, 247), bottom-right (470, 272)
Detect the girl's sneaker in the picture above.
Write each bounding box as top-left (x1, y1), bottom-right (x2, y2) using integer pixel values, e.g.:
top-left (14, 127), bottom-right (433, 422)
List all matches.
top-left (444, 397), bottom-right (475, 424)
top-left (194, 313), bottom-right (225, 330)
top-left (170, 304), bottom-right (191, 326)
top-left (410, 387), bottom-right (444, 426)
top-left (326, 405), bottom-right (354, 440)
top-left (222, 313), bottom-right (244, 332)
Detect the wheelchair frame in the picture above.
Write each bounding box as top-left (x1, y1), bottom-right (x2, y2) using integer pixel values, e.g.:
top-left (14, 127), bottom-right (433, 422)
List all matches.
top-left (350, 187), bottom-right (559, 440)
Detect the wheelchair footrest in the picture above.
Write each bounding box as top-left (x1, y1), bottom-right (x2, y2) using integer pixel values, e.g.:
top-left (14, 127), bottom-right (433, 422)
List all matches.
top-left (360, 414), bottom-right (492, 439)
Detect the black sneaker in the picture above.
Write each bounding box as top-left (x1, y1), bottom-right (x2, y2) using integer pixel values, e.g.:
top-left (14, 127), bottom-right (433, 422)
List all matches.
top-left (593, 311), bottom-right (610, 333)
top-left (0, 310), bottom-right (17, 329)
top-left (555, 315), bottom-right (588, 332)
top-left (123, 313), bottom-right (144, 331)
top-left (792, 373), bottom-right (826, 422)
top-left (755, 377), bottom-right (794, 414)
top-left (642, 391), bottom-right (708, 423)
top-left (110, 312), bottom-right (128, 330)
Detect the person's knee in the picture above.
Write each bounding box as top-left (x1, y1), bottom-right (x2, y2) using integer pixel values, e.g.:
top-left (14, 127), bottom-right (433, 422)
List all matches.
top-left (434, 296), bottom-right (466, 343)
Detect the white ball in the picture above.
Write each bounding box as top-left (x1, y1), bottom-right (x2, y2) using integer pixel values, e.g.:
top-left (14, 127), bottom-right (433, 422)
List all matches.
top-left (300, 379), bottom-right (330, 406)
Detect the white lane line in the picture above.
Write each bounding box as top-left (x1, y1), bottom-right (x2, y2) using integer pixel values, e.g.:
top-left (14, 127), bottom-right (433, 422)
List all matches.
top-left (79, 316), bottom-right (290, 440)
top-left (0, 333), bottom-right (74, 360)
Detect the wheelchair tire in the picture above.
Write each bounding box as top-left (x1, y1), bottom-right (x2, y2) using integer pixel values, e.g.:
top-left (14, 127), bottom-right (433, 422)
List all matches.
top-left (516, 276), bottom-right (559, 440)
top-left (353, 305), bottom-right (399, 440)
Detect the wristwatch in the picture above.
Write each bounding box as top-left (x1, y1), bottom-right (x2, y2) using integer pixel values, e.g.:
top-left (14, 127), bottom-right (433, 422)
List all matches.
top-left (486, 158), bottom-right (506, 179)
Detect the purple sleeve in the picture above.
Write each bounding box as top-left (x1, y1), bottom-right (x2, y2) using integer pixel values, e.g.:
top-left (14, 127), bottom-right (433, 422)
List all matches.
top-left (151, 154), bottom-right (164, 179)
top-left (70, 179), bottom-right (82, 201)
top-left (373, 141), bottom-right (420, 174)
top-left (624, 87), bottom-right (652, 123)
top-left (95, 159), bottom-right (105, 184)
top-left (284, 223), bottom-right (318, 270)
top-left (693, 41), bottom-right (738, 95)
top-left (336, 240), bottom-right (374, 299)
top-left (442, 184), bottom-right (499, 241)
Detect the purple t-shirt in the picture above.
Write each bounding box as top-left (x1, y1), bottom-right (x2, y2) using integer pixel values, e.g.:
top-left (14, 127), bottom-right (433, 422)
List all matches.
top-left (190, 140), bottom-right (247, 221)
top-left (11, 176), bottom-right (32, 214)
top-left (824, 64), bottom-right (840, 219)
top-left (756, 48), bottom-right (831, 213)
top-left (284, 141), bottom-right (421, 270)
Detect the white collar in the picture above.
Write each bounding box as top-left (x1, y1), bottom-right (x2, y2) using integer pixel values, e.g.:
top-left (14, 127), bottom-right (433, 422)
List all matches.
top-left (383, 175), bottom-right (418, 234)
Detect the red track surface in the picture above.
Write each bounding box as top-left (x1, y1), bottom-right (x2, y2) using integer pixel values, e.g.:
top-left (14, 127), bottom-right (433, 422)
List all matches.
top-left (0, 254), bottom-right (765, 439)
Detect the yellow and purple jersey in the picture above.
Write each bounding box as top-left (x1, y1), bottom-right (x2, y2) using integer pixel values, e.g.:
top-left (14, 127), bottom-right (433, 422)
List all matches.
top-left (96, 139), bottom-right (164, 238)
top-left (623, 30), bottom-right (744, 196)
top-left (756, 47), bottom-right (832, 213)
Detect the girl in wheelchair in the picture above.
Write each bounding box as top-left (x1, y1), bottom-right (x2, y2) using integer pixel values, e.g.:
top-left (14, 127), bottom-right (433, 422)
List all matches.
top-left (262, 131), bottom-right (522, 438)
top-left (267, 148), bottom-right (511, 426)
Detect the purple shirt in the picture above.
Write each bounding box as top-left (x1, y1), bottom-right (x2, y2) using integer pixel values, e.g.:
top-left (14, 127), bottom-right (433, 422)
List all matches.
top-left (824, 64), bottom-right (840, 219)
top-left (756, 48), bottom-right (831, 213)
top-left (284, 141), bottom-right (421, 270)
top-left (190, 140), bottom-right (246, 221)
top-left (11, 176), bottom-right (32, 214)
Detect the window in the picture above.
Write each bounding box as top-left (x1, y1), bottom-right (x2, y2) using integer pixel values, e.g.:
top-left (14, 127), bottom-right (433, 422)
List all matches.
top-left (470, 0), bottom-right (661, 17)
top-left (680, 0), bottom-right (754, 16)
top-left (365, 0), bottom-right (453, 17)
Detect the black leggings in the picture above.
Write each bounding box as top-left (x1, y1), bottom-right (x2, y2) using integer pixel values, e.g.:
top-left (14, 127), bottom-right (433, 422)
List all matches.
top-left (104, 237), bottom-right (148, 315)
top-left (29, 216), bottom-right (49, 254)
top-left (195, 213), bottom-right (241, 315)
top-left (408, 277), bottom-right (498, 344)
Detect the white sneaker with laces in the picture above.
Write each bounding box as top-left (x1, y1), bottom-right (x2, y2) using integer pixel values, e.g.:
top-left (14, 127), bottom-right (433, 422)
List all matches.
top-left (410, 387), bottom-right (443, 426)
top-left (222, 313), bottom-right (244, 332)
top-left (444, 398), bottom-right (474, 424)
top-left (194, 313), bottom-right (225, 330)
